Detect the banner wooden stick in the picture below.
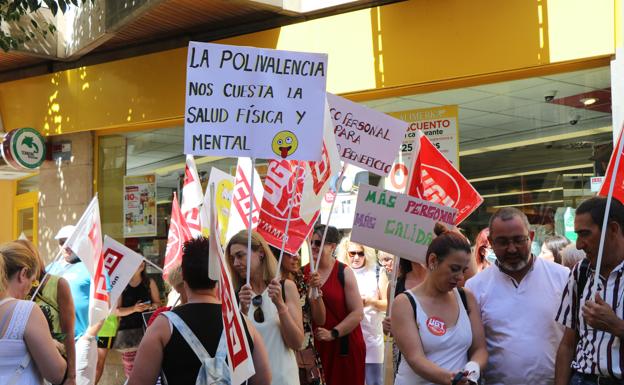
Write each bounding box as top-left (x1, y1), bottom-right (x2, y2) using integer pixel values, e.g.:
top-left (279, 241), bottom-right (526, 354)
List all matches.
top-left (313, 163), bottom-right (347, 272)
top-left (246, 157), bottom-right (257, 286)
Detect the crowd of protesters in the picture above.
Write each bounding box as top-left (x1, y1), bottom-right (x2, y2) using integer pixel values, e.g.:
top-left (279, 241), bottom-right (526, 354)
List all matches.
top-left (0, 195), bottom-right (622, 385)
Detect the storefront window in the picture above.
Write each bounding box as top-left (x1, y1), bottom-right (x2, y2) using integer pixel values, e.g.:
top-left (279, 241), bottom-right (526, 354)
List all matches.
top-left (364, 65), bottom-right (611, 245)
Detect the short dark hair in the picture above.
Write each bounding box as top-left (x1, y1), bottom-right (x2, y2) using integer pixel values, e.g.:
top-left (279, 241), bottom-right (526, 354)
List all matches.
top-left (426, 224), bottom-right (471, 267)
top-left (181, 237), bottom-right (217, 290)
top-left (542, 235), bottom-right (571, 264)
top-left (576, 196), bottom-right (624, 234)
top-left (488, 207), bottom-right (530, 235)
top-left (312, 225), bottom-right (342, 244)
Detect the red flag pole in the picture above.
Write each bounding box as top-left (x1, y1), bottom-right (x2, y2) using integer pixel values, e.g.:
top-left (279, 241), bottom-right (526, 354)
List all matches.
top-left (275, 162), bottom-right (302, 280)
top-left (591, 126), bottom-right (624, 298)
top-left (246, 157), bottom-right (257, 286)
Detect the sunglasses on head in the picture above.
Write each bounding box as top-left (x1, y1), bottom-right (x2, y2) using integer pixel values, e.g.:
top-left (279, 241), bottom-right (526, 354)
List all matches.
top-left (252, 295), bottom-right (264, 323)
top-left (348, 251), bottom-right (365, 257)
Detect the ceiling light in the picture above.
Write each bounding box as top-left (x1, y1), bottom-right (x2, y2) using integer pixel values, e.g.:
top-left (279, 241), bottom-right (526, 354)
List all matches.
top-left (580, 97), bottom-right (598, 106)
top-left (492, 200), bottom-right (564, 209)
top-left (481, 187), bottom-right (563, 198)
top-left (468, 163), bottom-right (594, 183)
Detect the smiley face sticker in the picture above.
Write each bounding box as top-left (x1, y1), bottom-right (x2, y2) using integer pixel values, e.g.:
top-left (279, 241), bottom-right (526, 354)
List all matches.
top-left (271, 130), bottom-right (299, 159)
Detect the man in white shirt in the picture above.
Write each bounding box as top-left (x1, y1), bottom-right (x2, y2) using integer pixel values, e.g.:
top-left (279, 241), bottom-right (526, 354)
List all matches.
top-left (466, 207), bottom-right (569, 385)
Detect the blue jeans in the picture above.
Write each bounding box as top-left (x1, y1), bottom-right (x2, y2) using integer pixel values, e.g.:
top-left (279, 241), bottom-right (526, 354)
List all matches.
top-left (569, 372), bottom-right (620, 385)
top-left (365, 363), bottom-right (383, 385)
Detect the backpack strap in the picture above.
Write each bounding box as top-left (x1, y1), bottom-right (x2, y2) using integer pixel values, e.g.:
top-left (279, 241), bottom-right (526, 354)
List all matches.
top-left (162, 311), bottom-right (230, 384)
top-left (338, 262), bottom-right (345, 288)
top-left (457, 287), bottom-right (469, 314)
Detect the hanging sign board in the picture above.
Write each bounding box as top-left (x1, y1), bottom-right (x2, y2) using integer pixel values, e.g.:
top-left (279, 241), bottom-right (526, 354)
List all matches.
top-left (1, 128), bottom-right (46, 170)
top-left (327, 93), bottom-right (407, 176)
top-left (184, 41), bottom-right (327, 160)
top-left (350, 184), bottom-right (457, 264)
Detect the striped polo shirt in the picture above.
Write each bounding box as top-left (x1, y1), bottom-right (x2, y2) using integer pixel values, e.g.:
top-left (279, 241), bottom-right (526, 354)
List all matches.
top-left (555, 259), bottom-right (624, 379)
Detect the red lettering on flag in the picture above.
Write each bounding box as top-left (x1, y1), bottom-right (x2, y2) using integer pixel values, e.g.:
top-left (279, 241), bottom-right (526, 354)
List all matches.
top-left (309, 144), bottom-right (332, 194)
top-left (233, 165), bottom-right (261, 228)
top-left (102, 248), bottom-right (124, 275)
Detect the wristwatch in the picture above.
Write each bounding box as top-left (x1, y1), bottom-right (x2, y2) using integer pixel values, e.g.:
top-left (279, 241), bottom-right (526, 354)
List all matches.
top-left (330, 328), bottom-right (339, 339)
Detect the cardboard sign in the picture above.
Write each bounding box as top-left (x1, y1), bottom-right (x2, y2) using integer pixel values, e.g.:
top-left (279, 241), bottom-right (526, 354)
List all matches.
top-left (350, 184), bottom-right (457, 263)
top-left (203, 167), bottom-right (235, 245)
top-left (327, 93), bottom-right (407, 176)
top-left (184, 42), bottom-right (327, 160)
top-left (407, 132), bottom-right (482, 224)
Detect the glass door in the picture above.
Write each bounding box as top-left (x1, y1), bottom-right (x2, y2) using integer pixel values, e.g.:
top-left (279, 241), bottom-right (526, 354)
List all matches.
top-left (13, 191), bottom-right (38, 246)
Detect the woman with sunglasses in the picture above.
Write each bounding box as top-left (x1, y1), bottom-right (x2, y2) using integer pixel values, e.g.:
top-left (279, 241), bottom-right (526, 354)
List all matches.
top-left (336, 238), bottom-right (386, 385)
top-left (227, 230), bottom-right (303, 385)
top-left (391, 226), bottom-right (487, 385)
top-left (270, 245), bottom-right (327, 385)
top-left (303, 225), bottom-right (365, 385)
top-left (0, 242), bottom-right (68, 385)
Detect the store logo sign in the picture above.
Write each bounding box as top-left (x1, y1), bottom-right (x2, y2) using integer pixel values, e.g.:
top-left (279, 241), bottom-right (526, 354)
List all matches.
top-left (1, 128), bottom-right (46, 170)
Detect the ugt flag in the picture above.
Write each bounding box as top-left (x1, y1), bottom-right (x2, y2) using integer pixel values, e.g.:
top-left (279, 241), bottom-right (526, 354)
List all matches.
top-left (164, 192), bottom-right (192, 279)
top-left (63, 196), bottom-right (109, 326)
top-left (598, 126), bottom-right (624, 202)
top-left (258, 160), bottom-right (319, 254)
top-left (407, 132), bottom-right (482, 224)
top-left (182, 154), bottom-right (207, 238)
top-left (226, 157), bottom-right (263, 241)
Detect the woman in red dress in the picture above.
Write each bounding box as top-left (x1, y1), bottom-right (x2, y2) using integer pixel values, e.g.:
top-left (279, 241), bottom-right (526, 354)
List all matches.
top-left (304, 225), bottom-right (365, 385)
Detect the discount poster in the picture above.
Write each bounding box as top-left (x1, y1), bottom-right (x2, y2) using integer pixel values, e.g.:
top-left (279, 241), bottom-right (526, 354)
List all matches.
top-left (124, 174), bottom-right (157, 237)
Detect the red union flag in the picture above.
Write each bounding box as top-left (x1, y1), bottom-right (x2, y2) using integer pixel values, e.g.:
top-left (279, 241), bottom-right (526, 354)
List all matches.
top-left (599, 127), bottom-right (624, 202)
top-left (226, 157), bottom-right (263, 241)
top-left (164, 192), bottom-right (192, 279)
top-left (407, 133), bottom-right (482, 224)
top-left (258, 160), bottom-right (319, 254)
top-left (63, 196), bottom-right (109, 326)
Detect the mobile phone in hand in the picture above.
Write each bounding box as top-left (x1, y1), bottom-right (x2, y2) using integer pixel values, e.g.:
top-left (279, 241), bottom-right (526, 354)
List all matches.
top-left (451, 372), bottom-right (465, 385)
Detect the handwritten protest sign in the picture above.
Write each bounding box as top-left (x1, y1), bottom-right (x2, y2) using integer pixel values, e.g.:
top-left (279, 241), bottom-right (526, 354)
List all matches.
top-left (184, 42), bottom-right (327, 160)
top-left (326, 93), bottom-right (407, 176)
top-left (350, 184), bottom-right (457, 264)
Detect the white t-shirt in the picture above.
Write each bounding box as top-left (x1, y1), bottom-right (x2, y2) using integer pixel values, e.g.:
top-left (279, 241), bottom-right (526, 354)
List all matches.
top-left (353, 266), bottom-right (384, 364)
top-left (465, 257), bottom-right (569, 385)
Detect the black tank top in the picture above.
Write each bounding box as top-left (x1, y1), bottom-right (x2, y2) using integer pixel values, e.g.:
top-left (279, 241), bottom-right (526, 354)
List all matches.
top-left (118, 281), bottom-right (151, 330)
top-left (162, 303), bottom-right (254, 385)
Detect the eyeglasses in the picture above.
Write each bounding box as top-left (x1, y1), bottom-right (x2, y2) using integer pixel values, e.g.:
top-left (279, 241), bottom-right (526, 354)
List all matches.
top-left (252, 295), bottom-right (264, 323)
top-left (311, 240), bottom-right (322, 247)
top-left (492, 236), bottom-right (530, 248)
top-left (348, 251), bottom-right (365, 257)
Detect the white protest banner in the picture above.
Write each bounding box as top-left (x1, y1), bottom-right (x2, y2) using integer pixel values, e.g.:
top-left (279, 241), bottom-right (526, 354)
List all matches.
top-left (202, 167), bottom-right (235, 245)
top-left (101, 236), bottom-right (145, 308)
top-left (184, 41), bottom-right (327, 160)
top-left (350, 184), bottom-right (457, 264)
top-left (327, 93), bottom-right (407, 176)
top-left (390, 105), bottom-right (460, 166)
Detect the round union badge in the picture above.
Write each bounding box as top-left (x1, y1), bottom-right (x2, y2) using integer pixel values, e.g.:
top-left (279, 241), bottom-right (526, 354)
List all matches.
top-left (426, 316), bottom-right (447, 336)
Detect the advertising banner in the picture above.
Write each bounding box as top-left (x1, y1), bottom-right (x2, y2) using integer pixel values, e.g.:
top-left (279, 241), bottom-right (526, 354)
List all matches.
top-left (123, 174), bottom-right (157, 238)
top-left (184, 42), bottom-right (327, 160)
top-left (350, 184), bottom-right (457, 264)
